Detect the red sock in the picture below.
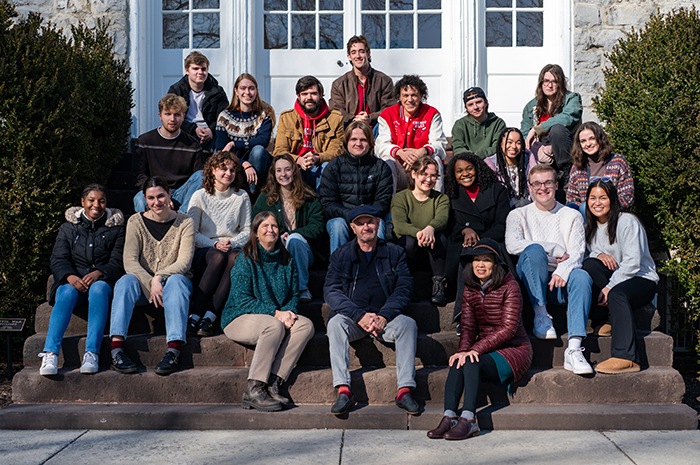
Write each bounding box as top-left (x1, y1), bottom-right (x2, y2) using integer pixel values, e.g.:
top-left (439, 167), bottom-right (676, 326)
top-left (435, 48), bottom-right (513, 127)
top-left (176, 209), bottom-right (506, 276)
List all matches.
top-left (168, 341), bottom-right (182, 351)
top-left (338, 385), bottom-right (352, 397)
top-left (111, 340), bottom-right (124, 352)
top-left (396, 387), bottom-right (411, 401)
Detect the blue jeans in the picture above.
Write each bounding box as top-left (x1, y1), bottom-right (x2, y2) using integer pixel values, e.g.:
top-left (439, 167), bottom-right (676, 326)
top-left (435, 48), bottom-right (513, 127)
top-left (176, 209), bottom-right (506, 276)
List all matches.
top-left (240, 145), bottom-right (271, 193)
top-left (285, 233), bottom-right (314, 291)
top-left (327, 216), bottom-right (388, 256)
top-left (327, 313), bottom-right (417, 389)
top-left (300, 162), bottom-right (328, 193)
top-left (133, 170), bottom-right (204, 213)
top-left (110, 274), bottom-right (192, 343)
top-left (43, 281), bottom-right (112, 355)
top-left (516, 243), bottom-right (592, 338)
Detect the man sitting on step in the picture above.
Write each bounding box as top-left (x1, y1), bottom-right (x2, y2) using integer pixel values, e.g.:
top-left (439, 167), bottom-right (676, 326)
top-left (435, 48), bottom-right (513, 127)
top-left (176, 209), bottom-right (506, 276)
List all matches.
top-left (323, 205), bottom-right (419, 416)
top-left (505, 163), bottom-right (594, 375)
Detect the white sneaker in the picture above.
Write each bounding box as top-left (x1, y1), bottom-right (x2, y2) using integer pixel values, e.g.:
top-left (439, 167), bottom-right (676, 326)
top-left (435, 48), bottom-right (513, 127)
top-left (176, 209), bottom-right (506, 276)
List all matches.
top-left (533, 314), bottom-right (557, 339)
top-left (299, 289), bottom-right (312, 303)
top-left (39, 352), bottom-right (58, 376)
top-left (80, 351), bottom-right (99, 374)
top-left (564, 347), bottom-right (594, 375)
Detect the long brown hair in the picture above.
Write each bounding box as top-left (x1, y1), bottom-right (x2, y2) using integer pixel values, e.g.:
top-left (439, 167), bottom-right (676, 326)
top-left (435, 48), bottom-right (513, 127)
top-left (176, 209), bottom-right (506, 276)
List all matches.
top-left (261, 154), bottom-right (318, 209)
top-left (226, 73), bottom-right (276, 128)
top-left (201, 151), bottom-right (246, 195)
top-left (534, 64), bottom-right (568, 121)
top-left (241, 211), bottom-right (290, 265)
top-left (570, 121), bottom-right (614, 169)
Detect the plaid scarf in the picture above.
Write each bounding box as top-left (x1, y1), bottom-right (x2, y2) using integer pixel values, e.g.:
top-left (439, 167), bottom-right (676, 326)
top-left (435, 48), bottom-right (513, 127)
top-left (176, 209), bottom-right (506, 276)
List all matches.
top-left (294, 98), bottom-right (329, 156)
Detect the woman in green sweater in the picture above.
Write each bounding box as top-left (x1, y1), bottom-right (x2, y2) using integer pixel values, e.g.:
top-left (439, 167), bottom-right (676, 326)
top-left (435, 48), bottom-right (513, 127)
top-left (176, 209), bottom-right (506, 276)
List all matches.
top-left (221, 211), bottom-right (315, 411)
top-left (391, 156), bottom-right (450, 305)
top-left (252, 153), bottom-right (325, 303)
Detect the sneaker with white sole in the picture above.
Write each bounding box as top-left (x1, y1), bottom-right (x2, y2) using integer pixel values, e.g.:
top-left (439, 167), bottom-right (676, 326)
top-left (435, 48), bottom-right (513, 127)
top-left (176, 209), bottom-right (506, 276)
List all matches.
top-left (39, 352), bottom-right (58, 376)
top-left (533, 313), bottom-right (557, 339)
top-left (80, 351), bottom-right (99, 374)
top-left (564, 347), bottom-right (594, 375)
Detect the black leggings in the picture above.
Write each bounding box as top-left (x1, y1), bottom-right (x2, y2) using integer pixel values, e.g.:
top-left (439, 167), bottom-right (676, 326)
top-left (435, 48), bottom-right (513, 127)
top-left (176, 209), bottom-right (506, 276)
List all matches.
top-left (582, 258), bottom-right (656, 363)
top-left (189, 248), bottom-right (240, 319)
top-left (397, 231), bottom-right (447, 277)
top-left (444, 353), bottom-right (504, 413)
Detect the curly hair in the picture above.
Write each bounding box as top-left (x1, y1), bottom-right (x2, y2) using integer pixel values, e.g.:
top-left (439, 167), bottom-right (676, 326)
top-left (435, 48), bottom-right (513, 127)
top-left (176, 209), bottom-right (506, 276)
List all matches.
top-left (261, 153), bottom-right (317, 210)
top-left (534, 64), bottom-right (568, 121)
top-left (494, 128), bottom-right (529, 201)
top-left (201, 151), bottom-right (246, 195)
top-left (444, 152), bottom-right (498, 199)
top-left (407, 155), bottom-right (440, 190)
top-left (570, 121), bottom-right (614, 169)
top-left (393, 74), bottom-right (428, 102)
top-left (226, 73), bottom-right (276, 128)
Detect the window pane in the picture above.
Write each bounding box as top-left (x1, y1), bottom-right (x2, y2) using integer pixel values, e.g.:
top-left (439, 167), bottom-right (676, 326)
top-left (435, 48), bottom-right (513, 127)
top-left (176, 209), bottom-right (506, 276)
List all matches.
top-left (485, 11), bottom-right (511, 47)
top-left (163, 14), bottom-right (189, 49)
top-left (193, 12), bottom-right (219, 48)
top-left (163, 0), bottom-right (187, 11)
top-left (418, 13), bottom-right (440, 48)
top-left (486, 0), bottom-right (511, 7)
top-left (320, 14), bottom-right (343, 49)
top-left (362, 14), bottom-right (386, 49)
top-left (390, 0), bottom-right (412, 10)
top-left (193, 0), bottom-right (219, 9)
top-left (265, 14), bottom-right (288, 49)
top-left (516, 11), bottom-right (542, 46)
top-left (390, 14), bottom-right (413, 48)
top-left (292, 0), bottom-right (314, 11)
top-left (265, 0), bottom-right (287, 10)
top-left (363, 0), bottom-right (386, 10)
top-left (292, 14), bottom-right (315, 48)
top-left (418, 0), bottom-right (440, 8)
top-left (517, 0), bottom-right (542, 7)
top-left (320, 0), bottom-right (343, 10)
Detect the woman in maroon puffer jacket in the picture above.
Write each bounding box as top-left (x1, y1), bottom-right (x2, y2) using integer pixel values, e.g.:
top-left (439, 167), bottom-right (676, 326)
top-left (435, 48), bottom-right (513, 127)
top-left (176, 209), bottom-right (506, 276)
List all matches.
top-left (428, 238), bottom-right (532, 440)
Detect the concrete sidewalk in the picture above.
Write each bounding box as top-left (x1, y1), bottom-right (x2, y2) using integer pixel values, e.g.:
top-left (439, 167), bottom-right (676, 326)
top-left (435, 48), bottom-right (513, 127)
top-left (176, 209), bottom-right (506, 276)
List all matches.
top-left (2, 429), bottom-right (699, 465)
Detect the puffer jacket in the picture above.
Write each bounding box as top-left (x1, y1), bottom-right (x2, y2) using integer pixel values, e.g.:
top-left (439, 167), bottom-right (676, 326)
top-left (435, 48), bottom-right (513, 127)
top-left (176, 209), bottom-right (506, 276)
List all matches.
top-left (49, 207), bottom-right (126, 304)
top-left (318, 152), bottom-right (394, 220)
top-left (168, 74), bottom-right (229, 139)
top-left (459, 273), bottom-right (532, 383)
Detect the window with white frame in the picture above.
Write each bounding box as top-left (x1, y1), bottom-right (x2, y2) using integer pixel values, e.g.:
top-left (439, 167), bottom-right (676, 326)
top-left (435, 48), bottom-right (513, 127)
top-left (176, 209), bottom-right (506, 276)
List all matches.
top-left (162, 0), bottom-right (221, 49)
top-left (485, 0), bottom-right (543, 48)
top-left (264, 0), bottom-right (344, 50)
top-left (361, 0), bottom-right (442, 49)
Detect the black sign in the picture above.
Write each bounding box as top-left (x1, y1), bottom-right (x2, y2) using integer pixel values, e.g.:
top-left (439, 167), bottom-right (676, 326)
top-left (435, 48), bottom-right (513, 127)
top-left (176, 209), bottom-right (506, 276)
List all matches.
top-left (0, 318), bottom-right (26, 332)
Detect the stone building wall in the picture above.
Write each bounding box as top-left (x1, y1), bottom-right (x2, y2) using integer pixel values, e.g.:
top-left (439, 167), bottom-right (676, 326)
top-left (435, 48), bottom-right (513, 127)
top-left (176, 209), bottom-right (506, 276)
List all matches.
top-left (573, 0), bottom-right (697, 122)
top-left (12, 0), bottom-right (128, 59)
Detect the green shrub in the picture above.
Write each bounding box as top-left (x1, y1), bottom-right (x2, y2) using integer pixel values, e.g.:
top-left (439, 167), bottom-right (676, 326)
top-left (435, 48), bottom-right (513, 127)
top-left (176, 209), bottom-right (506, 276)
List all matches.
top-left (0, 1), bottom-right (133, 322)
top-left (594, 7), bottom-right (700, 353)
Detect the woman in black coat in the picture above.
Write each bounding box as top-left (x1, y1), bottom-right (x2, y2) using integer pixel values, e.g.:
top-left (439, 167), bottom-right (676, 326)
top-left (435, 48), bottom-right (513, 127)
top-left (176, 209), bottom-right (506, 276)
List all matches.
top-left (39, 184), bottom-right (125, 376)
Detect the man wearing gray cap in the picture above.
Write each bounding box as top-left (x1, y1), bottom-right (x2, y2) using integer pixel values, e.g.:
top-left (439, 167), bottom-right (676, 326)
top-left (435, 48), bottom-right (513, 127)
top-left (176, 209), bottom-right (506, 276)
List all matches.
top-left (323, 205), bottom-right (418, 416)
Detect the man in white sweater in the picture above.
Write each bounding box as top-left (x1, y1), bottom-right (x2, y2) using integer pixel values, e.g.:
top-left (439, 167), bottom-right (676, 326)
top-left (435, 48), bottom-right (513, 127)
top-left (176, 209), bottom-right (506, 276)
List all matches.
top-left (505, 164), bottom-right (594, 375)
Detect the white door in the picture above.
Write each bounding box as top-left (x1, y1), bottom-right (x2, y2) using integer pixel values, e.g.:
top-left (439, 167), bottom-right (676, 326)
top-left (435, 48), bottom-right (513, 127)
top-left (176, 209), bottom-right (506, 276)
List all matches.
top-left (256, 0), bottom-right (455, 132)
top-left (480, 0), bottom-right (571, 127)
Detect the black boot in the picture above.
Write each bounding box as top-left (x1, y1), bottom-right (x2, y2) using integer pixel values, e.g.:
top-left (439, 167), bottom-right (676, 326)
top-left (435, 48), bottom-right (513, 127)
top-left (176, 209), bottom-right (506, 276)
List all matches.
top-left (267, 374), bottom-right (291, 407)
top-left (431, 276), bottom-right (447, 306)
top-left (242, 379), bottom-right (282, 412)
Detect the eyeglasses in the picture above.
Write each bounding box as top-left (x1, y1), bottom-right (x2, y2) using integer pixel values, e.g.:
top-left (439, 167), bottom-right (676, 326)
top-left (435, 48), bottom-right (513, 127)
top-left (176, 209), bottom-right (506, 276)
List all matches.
top-left (529, 180), bottom-right (556, 189)
top-left (418, 173), bottom-right (440, 180)
top-left (542, 79), bottom-right (558, 86)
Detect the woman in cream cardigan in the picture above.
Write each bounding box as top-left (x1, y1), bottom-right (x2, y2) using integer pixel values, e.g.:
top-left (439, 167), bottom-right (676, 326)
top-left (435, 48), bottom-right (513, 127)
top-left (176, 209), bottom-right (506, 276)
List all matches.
top-left (109, 176), bottom-right (195, 376)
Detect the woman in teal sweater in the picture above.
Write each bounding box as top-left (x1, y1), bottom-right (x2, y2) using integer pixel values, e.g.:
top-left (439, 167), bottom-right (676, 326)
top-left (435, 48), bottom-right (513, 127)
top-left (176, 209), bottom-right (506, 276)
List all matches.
top-left (252, 153), bottom-right (325, 303)
top-left (221, 211), bottom-right (315, 412)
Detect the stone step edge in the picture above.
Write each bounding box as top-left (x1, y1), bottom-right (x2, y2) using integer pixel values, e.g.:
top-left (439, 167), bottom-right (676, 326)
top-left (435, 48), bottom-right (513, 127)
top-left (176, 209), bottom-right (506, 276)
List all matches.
top-left (0, 403), bottom-right (695, 430)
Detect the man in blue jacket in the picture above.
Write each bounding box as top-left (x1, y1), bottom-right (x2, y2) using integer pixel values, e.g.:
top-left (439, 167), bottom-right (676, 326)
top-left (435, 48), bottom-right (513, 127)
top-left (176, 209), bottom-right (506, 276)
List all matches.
top-left (323, 205), bottom-right (418, 416)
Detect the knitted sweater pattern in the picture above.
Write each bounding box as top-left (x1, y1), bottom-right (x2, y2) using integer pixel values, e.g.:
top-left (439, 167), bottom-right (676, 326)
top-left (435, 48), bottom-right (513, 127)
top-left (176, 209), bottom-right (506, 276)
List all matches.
top-left (566, 153), bottom-right (634, 209)
top-left (187, 188), bottom-right (252, 249)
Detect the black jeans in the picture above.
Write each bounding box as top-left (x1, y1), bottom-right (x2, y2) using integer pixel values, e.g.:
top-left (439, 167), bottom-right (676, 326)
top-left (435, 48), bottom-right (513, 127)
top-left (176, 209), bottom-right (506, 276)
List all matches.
top-left (582, 258), bottom-right (657, 363)
top-left (397, 231), bottom-right (447, 277)
top-left (444, 353), bottom-right (506, 413)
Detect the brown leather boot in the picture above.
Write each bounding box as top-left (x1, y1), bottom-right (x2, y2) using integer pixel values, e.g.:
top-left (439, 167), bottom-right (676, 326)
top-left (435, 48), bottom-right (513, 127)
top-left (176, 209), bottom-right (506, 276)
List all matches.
top-left (427, 415), bottom-right (457, 439)
top-left (267, 374), bottom-right (291, 407)
top-left (242, 379), bottom-right (283, 411)
top-left (444, 417), bottom-right (480, 440)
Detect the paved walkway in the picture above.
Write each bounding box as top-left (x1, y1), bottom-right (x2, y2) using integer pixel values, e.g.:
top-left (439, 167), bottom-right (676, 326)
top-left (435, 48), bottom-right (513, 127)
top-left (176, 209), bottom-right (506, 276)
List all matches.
top-left (1, 429), bottom-right (699, 464)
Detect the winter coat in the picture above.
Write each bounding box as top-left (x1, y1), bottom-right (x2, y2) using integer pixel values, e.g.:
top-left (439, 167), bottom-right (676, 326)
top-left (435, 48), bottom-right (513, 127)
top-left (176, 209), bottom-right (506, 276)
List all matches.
top-left (273, 107), bottom-right (345, 163)
top-left (520, 91), bottom-right (582, 137)
top-left (451, 112), bottom-right (507, 159)
top-left (459, 273), bottom-right (532, 383)
top-left (329, 67), bottom-right (396, 126)
top-left (447, 182), bottom-right (511, 244)
top-left (168, 74), bottom-right (229, 139)
top-left (49, 207), bottom-right (126, 304)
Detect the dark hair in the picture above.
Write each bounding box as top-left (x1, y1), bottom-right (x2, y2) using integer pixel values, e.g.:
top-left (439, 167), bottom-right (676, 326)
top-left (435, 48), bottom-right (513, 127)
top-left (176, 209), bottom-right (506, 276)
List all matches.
top-left (343, 120), bottom-right (375, 154)
top-left (261, 153), bottom-right (317, 210)
top-left (444, 152), bottom-right (498, 199)
top-left (346, 35), bottom-right (371, 61)
top-left (226, 73), bottom-right (277, 128)
top-left (462, 254), bottom-right (507, 290)
top-left (571, 121), bottom-right (615, 168)
top-left (494, 128), bottom-right (528, 200)
top-left (534, 64), bottom-right (568, 121)
top-left (241, 211), bottom-right (290, 265)
top-left (142, 176), bottom-right (171, 195)
top-left (81, 183), bottom-right (107, 200)
top-left (296, 75), bottom-right (324, 96)
top-left (394, 74), bottom-right (428, 102)
top-left (585, 179), bottom-right (622, 245)
top-left (407, 156), bottom-right (440, 190)
top-left (202, 151), bottom-right (246, 195)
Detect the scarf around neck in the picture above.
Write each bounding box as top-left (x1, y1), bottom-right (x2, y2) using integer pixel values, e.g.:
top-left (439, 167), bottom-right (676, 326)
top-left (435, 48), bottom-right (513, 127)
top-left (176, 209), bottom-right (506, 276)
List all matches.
top-left (294, 98), bottom-right (329, 156)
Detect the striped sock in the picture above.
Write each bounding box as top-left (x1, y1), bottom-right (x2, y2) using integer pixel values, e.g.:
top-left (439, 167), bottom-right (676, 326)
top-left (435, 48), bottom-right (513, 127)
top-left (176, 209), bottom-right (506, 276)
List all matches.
top-left (396, 387), bottom-right (411, 401)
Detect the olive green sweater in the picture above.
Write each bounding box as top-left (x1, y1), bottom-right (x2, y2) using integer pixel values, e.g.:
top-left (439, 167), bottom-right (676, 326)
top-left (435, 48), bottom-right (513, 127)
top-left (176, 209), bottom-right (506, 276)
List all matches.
top-left (390, 189), bottom-right (450, 238)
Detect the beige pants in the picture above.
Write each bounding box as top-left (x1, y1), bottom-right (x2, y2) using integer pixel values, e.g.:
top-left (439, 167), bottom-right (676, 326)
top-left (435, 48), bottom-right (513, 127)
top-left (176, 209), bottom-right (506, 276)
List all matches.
top-left (224, 313), bottom-right (314, 383)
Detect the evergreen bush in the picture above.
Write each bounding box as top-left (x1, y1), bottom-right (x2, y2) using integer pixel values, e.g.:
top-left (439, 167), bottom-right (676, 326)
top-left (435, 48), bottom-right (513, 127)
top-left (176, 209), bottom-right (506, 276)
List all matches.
top-left (594, 7), bottom-right (700, 353)
top-left (0, 1), bottom-right (133, 323)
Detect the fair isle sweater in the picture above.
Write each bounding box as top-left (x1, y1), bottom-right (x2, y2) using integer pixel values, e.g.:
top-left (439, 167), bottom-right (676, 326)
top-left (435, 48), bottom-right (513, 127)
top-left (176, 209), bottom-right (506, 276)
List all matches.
top-left (215, 109), bottom-right (273, 158)
top-left (505, 202), bottom-right (585, 281)
top-left (187, 187), bottom-right (252, 249)
top-left (566, 153), bottom-right (634, 209)
top-left (220, 244), bottom-right (299, 328)
top-left (587, 213), bottom-right (658, 289)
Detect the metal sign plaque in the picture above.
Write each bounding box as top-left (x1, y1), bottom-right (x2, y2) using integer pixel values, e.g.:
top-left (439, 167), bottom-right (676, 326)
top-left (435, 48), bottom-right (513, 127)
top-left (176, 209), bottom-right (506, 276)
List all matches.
top-left (0, 318), bottom-right (26, 332)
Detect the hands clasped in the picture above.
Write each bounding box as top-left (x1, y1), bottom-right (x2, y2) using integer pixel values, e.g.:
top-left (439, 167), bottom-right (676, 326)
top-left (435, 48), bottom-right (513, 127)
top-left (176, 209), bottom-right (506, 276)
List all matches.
top-left (358, 312), bottom-right (387, 337)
